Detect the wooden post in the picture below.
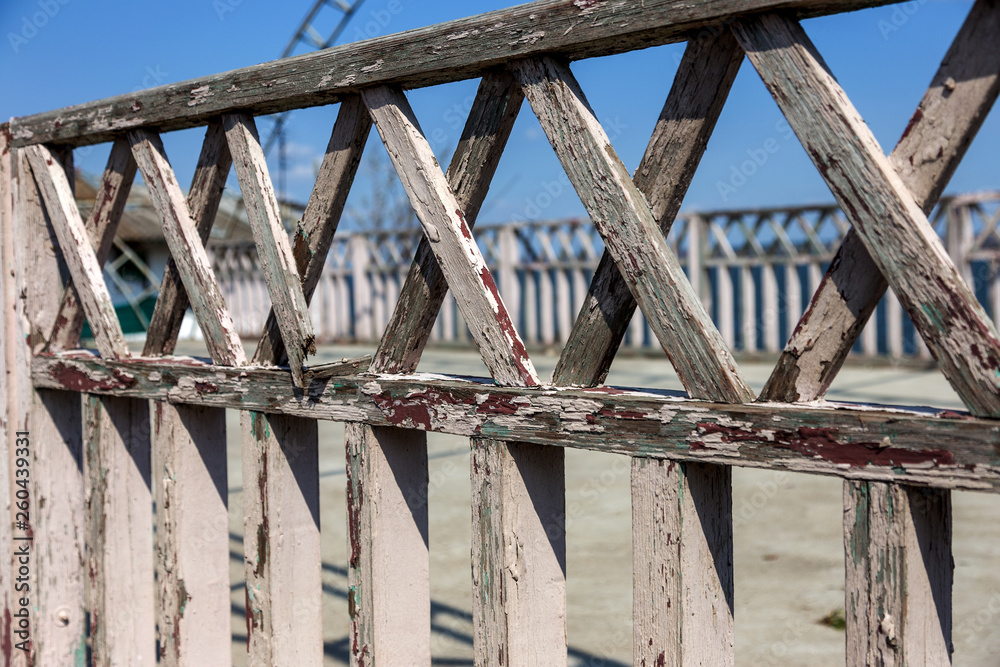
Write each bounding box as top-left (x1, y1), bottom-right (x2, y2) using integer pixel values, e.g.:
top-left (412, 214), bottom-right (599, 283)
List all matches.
top-left (351, 234), bottom-right (372, 341)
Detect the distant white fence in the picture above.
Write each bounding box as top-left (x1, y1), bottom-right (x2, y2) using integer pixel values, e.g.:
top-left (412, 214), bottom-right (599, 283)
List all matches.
top-left (206, 191), bottom-right (1000, 359)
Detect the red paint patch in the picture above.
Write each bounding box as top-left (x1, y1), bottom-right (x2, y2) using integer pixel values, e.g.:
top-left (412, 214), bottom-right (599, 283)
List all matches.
top-left (194, 381), bottom-right (219, 394)
top-left (598, 407), bottom-right (648, 420)
top-left (48, 362), bottom-right (135, 392)
top-left (478, 267), bottom-right (537, 385)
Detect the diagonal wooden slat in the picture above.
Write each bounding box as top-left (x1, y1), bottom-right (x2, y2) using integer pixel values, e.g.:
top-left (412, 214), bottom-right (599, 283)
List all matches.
top-left (252, 95), bottom-right (371, 365)
top-left (46, 138), bottom-right (136, 353)
top-left (372, 72), bottom-right (524, 374)
top-left (224, 113), bottom-right (315, 386)
top-left (734, 14), bottom-right (1000, 416)
top-left (362, 85), bottom-right (538, 387)
top-left (347, 72), bottom-right (523, 666)
top-left (512, 56), bottom-right (753, 404)
top-left (23, 144), bottom-right (129, 360)
top-left (143, 121), bottom-right (233, 356)
top-left (129, 128), bottom-right (246, 367)
top-left (759, 0), bottom-right (1000, 403)
top-left (553, 31), bottom-right (744, 388)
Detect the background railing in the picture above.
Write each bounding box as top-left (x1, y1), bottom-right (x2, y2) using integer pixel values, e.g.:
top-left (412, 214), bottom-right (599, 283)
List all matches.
top-left (207, 190), bottom-right (1000, 357)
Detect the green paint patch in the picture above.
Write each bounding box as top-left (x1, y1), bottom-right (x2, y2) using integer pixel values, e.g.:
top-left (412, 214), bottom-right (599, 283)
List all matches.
top-left (818, 608), bottom-right (846, 630)
top-left (921, 303), bottom-right (946, 333)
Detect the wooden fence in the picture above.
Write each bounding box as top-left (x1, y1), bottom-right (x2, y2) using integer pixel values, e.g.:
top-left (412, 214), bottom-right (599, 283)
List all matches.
top-left (209, 192), bottom-right (1000, 359)
top-left (3, 0), bottom-right (1000, 665)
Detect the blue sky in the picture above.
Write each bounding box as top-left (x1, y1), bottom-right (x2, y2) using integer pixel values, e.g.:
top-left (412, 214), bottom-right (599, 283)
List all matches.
top-left (2, 0), bottom-right (994, 227)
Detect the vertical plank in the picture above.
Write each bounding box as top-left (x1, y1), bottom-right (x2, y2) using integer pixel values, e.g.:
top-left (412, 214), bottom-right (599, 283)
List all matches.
top-left (741, 265), bottom-right (757, 352)
top-left (351, 235), bottom-right (372, 341)
top-left (84, 395), bottom-right (155, 666)
top-left (718, 266), bottom-right (735, 349)
top-left (20, 147), bottom-right (88, 666)
top-left (540, 269), bottom-right (555, 346)
top-left (471, 440), bottom-right (565, 666)
top-left (241, 411), bottom-right (322, 666)
top-left (785, 263), bottom-right (802, 344)
top-left (224, 113), bottom-right (315, 385)
top-left (153, 403), bottom-right (230, 666)
top-left (844, 482), bottom-right (952, 665)
top-left (762, 264), bottom-right (779, 352)
top-left (886, 289), bottom-right (903, 359)
top-left (346, 424), bottom-right (430, 665)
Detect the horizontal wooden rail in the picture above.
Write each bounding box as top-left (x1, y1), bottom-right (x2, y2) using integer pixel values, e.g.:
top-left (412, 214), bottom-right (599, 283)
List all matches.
top-left (30, 351), bottom-right (1000, 492)
top-left (8, 0), bottom-right (897, 147)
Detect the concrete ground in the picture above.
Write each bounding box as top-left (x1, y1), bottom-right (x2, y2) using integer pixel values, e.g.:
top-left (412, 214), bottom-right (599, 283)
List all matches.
top-left (169, 340), bottom-right (1000, 666)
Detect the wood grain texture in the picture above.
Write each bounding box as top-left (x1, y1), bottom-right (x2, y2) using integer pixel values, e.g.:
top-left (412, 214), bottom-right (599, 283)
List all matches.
top-left (759, 0), bottom-right (1000, 403)
top-left (46, 138), bottom-right (136, 353)
top-left (252, 96), bottom-right (370, 366)
top-left (471, 440), bottom-right (566, 667)
top-left (84, 394), bottom-right (155, 667)
top-left (24, 144), bottom-right (129, 360)
top-left (513, 56), bottom-right (752, 404)
top-left (17, 146), bottom-right (88, 666)
top-left (735, 14), bottom-right (1000, 418)
top-left (129, 129), bottom-right (246, 367)
top-left (844, 482), bottom-right (952, 666)
top-left (551, 31), bottom-right (744, 388)
top-left (143, 122), bottom-right (232, 357)
top-left (241, 411), bottom-right (322, 667)
top-left (363, 85), bottom-right (537, 387)
top-left (31, 353), bottom-right (1000, 492)
top-left (372, 71), bottom-right (523, 374)
top-left (0, 123), bottom-right (15, 667)
top-left (346, 424), bottom-right (430, 666)
top-left (9, 0), bottom-right (898, 148)
top-left (153, 402), bottom-right (230, 667)
top-left (224, 113), bottom-right (315, 385)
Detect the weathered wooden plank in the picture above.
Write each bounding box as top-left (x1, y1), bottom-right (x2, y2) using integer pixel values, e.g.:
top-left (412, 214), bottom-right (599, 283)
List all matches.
top-left (241, 411), bottom-right (322, 666)
top-left (46, 138), bottom-right (136, 353)
top-left (252, 96), bottom-right (370, 366)
top-left (84, 394), bottom-right (155, 666)
top-left (16, 146), bottom-right (88, 667)
top-left (224, 113), bottom-right (315, 385)
top-left (363, 85), bottom-right (537, 387)
top-left (471, 439), bottom-right (565, 666)
top-left (9, 0), bottom-right (899, 148)
top-left (346, 73), bottom-right (522, 667)
top-left (514, 55), bottom-right (752, 403)
top-left (346, 424), bottom-right (430, 666)
top-left (552, 32), bottom-right (743, 385)
top-left (844, 482), bottom-right (952, 665)
top-left (153, 402), bottom-right (230, 666)
top-left (30, 353), bottom-right (1000, 492)
top-left (23, 145), bottom-right (129, 360)
top-left (762, 0), bottom-right (1000, 401)
top-left (144, 121), bottom-right (232, 357)
top-left (129, 129), bottom-right (247, 367)
top-left (373, 72), bottom-right (524, 374)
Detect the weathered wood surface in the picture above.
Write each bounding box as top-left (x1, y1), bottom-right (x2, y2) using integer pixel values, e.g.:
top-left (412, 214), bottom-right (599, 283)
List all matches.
top-left (372, 72), bottom-right (523, 374)
top-left (735, 14), bottom-right (1000, 418)
top-left (10, 0), bottom-right (898, 148)
top-left (224, 113), bottom-right (315, 385)
top-left (20, 147), bottom-right (88, 666)
top-left (46, 138), bottom-right (136, 353)
top-left (844, 482), bottom-right (952, 665)
top-left (144, 122), bottom-right (232, 357)
top-left (346, 73), bottom-right (523, 666)
top-left (241, 411), bottom-right (322, 667)
top-left (346, 424), bottom-right (430, 666)
top-left (0, 123), bottom-right (16, 667)
top-left (30, 353), bottom-right (1000, 491)
top-left (552, 31), bottom-right (744, 388)
top-left (129, 129), bottom-right (246, 367)
top-left (252, 96), bottom-right (370, 366)
top-left (759, 0), bottom-right (1000, 403)
top-left (84, 394), bottom-right (155, 666)
top-left (23, 144), bottom-right (129, 361)
top-left (363, 85), bottom-right (538, 387)
top-left (513, 56), bottom-right (752, 404)
top-left (153, 402), bottom-right (231, 666)
top-left (471, 439), bottom-right (565, 666)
